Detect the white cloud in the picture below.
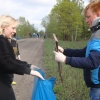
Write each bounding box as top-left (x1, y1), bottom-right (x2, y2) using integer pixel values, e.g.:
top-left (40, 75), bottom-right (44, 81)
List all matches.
top-left (83, 0), bottom-right (89, 7)
top-left (0, 0), bottom-right (88, 31)
top-left (0, 0), bottom-right (56, 31)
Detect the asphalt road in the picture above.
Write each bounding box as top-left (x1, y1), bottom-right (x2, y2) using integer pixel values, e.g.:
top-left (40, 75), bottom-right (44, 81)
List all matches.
top-left (12, 38), bottom-right (44, 100)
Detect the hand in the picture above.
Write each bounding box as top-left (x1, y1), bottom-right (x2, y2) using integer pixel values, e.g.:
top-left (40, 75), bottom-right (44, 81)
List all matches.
top-left (58, 46), bottom-right (64, 53)
top-left (30, 70), bottom-right (44, 80)
top-left (17, 55), bottom-right (21, 60)
top-left (30, 65), bottom-right (40, 70)
top-left (53, 51), bottom-right (66, 63)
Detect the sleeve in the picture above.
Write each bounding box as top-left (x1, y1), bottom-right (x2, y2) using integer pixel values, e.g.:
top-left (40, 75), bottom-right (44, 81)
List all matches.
top-left (63, 47), bottom-right (86, 57)
top-left (66, 51), bottom-right (100, 69)
top-left (0, 38), bottom-right (31, 75)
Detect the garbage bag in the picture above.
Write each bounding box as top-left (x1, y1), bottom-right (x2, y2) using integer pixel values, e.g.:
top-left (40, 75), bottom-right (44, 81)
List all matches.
top-left (31, 68), bottom-right (56, 100)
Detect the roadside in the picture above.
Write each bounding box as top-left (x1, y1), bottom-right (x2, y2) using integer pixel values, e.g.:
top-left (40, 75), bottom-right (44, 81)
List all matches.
top-left (12, 38), bottom-right (44, 100)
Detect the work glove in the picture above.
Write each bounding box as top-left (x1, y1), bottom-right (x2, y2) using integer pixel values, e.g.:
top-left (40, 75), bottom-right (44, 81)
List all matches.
top-left (53, 51), bottom-right (66, 63)
top-left (17, 55), bottom-right (21, 60)
top-left (30, 65), bottom-right (40, 70)
top-left (58, 46), bottom-right (64, 53)
top-left (30, 70), bottom-right (44, 80)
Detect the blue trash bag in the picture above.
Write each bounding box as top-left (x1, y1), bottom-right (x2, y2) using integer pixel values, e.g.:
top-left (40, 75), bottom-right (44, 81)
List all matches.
top-left (31, 68), bottom-right (56, 100)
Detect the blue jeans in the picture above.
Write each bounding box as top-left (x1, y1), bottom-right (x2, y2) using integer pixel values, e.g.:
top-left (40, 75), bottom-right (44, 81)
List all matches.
top-left (89, 88), bottom-right (100, 100)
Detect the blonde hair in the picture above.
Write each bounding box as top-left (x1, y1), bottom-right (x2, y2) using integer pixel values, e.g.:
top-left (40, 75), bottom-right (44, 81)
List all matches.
top-left (84, 2), bottom-right (100, 16)
top-left (0, 15), bottom-right (18, 35)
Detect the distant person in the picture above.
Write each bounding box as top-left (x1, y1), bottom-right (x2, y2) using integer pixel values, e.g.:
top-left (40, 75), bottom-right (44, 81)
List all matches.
top-left (53, 2), bottom-right (100, 100)
top-left (9, 33), bottom-right (21, 85)
top-left (0, 15), bottom-right (44, 100)
top-left (44, 34), bottom-right (46, 39)
top-left (37, 33), bottom-right (39, 38)
top-left (11, 33), bottom-right (21, 60)
top-left (29, 32), bottom-right (32, 38)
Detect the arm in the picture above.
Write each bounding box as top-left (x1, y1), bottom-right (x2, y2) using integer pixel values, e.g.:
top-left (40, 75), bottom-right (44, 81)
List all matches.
top-left (63, 47), bottom-right (86, 57)
top-left (0, 37), bottom-right (30, 75)
top-left (0, 37), bottom-right (44, 79)
top-left (66, 51), bottom-right (100, 69)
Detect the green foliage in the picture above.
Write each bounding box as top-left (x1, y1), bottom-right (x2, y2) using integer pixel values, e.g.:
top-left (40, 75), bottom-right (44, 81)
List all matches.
top-left (44, 38), bottom-right (89, 100)
top-left (16, 16), bottom-right (40, 38)
top-left (39, 30), bottom-right (45, 37)
top-left (41, 0), bottom-right (89, 41)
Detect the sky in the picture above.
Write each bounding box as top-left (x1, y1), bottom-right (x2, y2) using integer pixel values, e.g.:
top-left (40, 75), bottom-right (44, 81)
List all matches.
top-left (0, 0), bottom-right (89, 31)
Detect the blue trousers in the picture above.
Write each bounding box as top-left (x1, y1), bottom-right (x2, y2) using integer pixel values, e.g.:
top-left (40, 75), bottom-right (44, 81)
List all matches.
top-left (89, 88), bottom-right (100, 100)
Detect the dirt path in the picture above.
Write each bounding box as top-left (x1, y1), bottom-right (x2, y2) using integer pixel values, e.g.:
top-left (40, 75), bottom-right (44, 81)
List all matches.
top-left (12, 38), bottom-right (44, 100)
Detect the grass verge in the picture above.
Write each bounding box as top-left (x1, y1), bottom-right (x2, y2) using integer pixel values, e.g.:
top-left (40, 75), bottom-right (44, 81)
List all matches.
top-left (43, 38), bottom-right (89, 100)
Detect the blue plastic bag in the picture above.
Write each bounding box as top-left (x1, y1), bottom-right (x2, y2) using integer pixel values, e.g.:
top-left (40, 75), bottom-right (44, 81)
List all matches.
top-left (31, 68), bottom-right (56, 100)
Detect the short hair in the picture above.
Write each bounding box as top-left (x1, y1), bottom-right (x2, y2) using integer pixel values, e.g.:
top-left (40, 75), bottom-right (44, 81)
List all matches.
top-left (84, 2), bottom-right (100, 16)
top-left (0, 15), bottom-right (18, 35)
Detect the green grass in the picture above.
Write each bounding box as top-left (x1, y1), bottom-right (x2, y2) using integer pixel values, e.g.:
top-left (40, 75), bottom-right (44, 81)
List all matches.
top-left (43, 38), bottom-right (89, 100)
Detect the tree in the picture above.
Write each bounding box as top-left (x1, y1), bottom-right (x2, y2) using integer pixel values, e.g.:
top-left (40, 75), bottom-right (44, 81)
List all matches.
top-left (17, 16), bottom-right (38, 38)
top-left (39, 30), bottom-right (45, 37)
top-left (41, 0), bottom-right (89, 41)
top-left (45, 0), bottom-right (83, 40)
